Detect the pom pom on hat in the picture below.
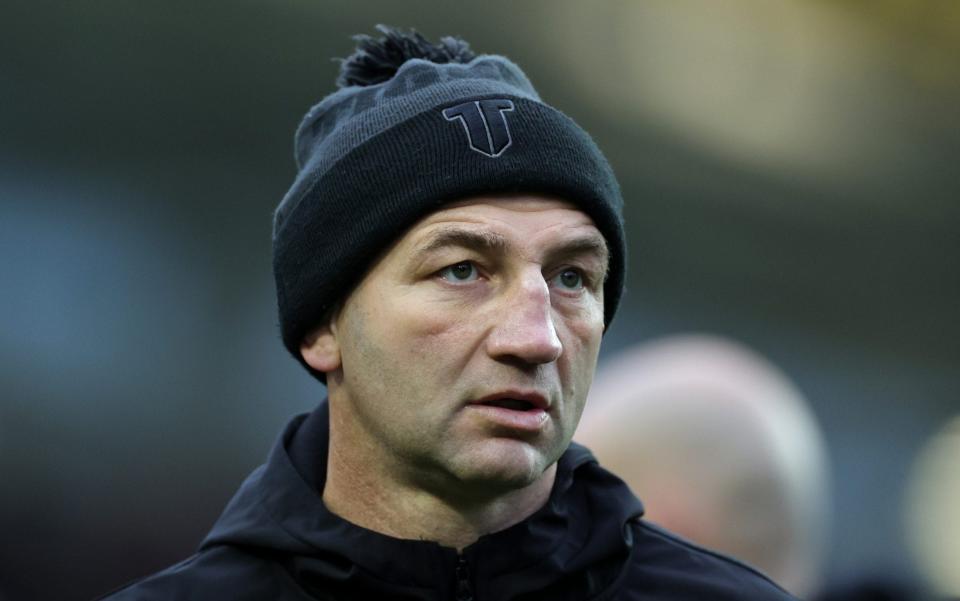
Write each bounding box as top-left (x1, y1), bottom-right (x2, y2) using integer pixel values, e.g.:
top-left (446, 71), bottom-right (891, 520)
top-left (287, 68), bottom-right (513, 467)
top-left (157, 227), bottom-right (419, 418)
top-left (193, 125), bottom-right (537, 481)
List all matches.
top-left (336, 25), bottom-right (477, 88)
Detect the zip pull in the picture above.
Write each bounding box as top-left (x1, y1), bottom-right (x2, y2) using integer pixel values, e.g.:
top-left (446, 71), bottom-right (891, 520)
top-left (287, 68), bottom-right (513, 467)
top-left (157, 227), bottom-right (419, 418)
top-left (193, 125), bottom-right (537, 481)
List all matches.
top-left (455, 555), bottom-right (473, 601)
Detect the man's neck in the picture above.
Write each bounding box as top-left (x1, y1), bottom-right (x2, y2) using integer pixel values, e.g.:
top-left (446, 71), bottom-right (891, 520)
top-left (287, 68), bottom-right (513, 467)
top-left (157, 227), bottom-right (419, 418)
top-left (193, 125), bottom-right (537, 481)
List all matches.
top-left (322, 400), bottom-right (557, 551)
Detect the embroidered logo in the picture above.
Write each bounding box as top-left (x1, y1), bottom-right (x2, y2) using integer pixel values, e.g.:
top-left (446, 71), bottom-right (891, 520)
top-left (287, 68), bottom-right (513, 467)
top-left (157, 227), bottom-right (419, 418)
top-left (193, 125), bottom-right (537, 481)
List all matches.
top-left (442, 99), bottom-right (515, 157)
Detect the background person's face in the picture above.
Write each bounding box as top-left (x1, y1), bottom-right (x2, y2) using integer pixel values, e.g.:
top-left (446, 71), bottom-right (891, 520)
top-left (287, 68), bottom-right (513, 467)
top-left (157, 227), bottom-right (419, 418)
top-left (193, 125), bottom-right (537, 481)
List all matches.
top-left (324, 195), bottom-right (607, 497)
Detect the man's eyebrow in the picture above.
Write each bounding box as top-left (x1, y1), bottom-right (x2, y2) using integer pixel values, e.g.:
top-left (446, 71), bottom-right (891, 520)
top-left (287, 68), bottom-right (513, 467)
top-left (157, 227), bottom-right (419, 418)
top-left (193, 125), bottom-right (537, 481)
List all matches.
top-left (414, 227), bottom-right (509, 256)
top-left (550, 234), bottom-right (609, 266)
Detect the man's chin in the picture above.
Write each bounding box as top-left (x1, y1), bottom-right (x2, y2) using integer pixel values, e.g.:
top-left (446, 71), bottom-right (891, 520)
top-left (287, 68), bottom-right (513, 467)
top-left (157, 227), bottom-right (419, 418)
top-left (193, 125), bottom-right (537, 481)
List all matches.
top-left (448, 439), bottom-right (559, 495)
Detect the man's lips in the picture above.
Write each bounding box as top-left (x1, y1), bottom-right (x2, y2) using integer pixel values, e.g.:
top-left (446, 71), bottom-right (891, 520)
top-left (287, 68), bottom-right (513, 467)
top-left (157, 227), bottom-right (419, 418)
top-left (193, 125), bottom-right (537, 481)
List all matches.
top-left (471, 390), bottom-right (550, 411)
top-left (466, 391), bottom-right (551, 432)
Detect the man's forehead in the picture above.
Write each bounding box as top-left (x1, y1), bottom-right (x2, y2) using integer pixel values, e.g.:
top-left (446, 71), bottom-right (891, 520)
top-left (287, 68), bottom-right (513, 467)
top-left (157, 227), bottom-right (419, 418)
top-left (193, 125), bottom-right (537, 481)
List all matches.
top-left (403, 196), bottom-right (607, 259)
top-left (414, 195), bottom-right (601, 237)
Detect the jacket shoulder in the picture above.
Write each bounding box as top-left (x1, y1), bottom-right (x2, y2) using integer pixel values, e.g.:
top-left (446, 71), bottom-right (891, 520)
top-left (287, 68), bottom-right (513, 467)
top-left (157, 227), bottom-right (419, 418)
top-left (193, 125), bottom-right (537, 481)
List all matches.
top-left (622, 520), bottom-right (798, 601)
top-left (96, 546), bottom-right (305, 601)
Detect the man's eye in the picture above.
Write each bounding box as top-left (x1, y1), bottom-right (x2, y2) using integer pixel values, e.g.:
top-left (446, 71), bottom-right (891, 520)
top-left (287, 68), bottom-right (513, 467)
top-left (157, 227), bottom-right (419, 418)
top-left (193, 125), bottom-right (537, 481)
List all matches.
top-left (439, 261), bottom-right (479, 282)
top-left (553, 269), bottom-right (584, 290)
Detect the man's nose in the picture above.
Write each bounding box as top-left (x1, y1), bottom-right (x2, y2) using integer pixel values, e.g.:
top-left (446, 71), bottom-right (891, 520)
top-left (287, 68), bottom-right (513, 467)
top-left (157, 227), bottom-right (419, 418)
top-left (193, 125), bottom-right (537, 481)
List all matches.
top-left (485, 270), bottom-right (563, 366)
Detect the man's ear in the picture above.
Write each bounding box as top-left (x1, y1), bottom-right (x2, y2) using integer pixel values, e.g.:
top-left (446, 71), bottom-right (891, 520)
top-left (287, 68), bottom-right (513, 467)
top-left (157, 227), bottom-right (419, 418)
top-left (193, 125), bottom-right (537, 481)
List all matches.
top-left (300, 321), bottom-right (342, 374)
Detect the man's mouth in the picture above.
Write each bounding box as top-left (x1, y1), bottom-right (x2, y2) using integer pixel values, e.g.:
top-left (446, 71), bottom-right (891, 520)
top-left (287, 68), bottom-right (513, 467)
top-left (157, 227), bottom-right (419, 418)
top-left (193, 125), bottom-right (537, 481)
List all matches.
top-left (472, 391), bottom-right (550, 411)
top-left (480, 398), bottom-right (538, 411)
top-left (467, 392), bottom-right (550, 432)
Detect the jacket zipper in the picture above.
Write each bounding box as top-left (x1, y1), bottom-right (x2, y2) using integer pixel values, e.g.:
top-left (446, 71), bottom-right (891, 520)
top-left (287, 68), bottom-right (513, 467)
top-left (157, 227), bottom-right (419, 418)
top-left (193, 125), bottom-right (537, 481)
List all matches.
top-left (455, 554), bottom-right (473, 601)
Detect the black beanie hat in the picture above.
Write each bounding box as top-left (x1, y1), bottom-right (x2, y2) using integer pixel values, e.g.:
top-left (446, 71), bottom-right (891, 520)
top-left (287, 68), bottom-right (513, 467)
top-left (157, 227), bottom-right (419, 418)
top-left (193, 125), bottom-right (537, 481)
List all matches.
top-left (273, 27), bottom-right (626, 379)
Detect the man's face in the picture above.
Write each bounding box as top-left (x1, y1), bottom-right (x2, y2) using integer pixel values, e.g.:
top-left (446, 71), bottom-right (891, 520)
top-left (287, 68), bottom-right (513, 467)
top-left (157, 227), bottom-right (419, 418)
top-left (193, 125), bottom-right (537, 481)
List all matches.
top-left (305, 195), bottom-right (608, 497)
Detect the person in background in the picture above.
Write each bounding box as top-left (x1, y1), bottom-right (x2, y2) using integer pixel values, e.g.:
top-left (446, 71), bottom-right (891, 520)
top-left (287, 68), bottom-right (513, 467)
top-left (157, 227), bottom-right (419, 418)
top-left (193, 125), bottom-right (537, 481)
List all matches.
top-left (576, 334), bottom-right (831, 599)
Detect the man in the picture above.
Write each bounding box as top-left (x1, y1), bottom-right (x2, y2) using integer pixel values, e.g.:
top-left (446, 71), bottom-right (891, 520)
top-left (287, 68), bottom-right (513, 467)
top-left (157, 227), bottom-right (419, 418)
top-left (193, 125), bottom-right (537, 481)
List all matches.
top-left (576, 335), bottom-right (831, 598)
top-left (101, 27), bottom-right (796, 600)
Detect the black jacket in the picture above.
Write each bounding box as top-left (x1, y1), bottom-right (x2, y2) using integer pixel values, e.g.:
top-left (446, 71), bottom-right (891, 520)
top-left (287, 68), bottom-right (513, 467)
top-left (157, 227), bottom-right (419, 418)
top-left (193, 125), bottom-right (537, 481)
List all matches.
top-left (100, 401), bottom-right (796, 600)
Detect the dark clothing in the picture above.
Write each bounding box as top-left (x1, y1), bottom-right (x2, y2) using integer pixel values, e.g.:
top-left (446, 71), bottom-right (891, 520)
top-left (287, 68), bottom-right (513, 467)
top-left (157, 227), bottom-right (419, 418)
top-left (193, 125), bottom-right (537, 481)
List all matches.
top-left (100, 401), bottom-right (796, 600)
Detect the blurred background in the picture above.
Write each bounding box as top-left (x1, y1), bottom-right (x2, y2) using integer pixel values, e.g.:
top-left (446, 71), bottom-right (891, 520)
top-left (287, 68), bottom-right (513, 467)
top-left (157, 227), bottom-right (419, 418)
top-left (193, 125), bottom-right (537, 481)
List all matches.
top-left (1, 1), bottom-right (958, 599)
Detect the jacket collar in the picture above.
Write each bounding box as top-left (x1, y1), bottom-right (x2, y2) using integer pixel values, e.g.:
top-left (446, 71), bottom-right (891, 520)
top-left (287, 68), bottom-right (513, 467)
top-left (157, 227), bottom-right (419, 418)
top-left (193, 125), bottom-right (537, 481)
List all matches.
top-left (203, 399), bottom-right (644, 600)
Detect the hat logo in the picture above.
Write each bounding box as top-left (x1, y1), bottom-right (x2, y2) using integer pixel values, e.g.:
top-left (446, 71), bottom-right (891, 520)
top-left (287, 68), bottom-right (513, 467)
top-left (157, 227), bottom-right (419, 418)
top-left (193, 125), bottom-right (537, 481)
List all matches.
top-left (442, 99), bottom-right (515, 157)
